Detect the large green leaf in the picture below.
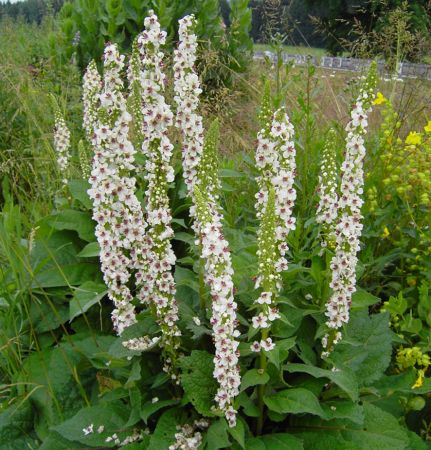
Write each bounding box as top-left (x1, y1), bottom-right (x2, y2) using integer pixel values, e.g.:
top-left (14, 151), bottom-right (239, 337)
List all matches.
top-left (147, 409), bottom-right (179, 450)
top-left (330, 311), bottom-right (392, 386)
top-left (240, 368), bottom-right (270, 392)
top-left (68, 179), bottom-right (93, 209)
top-left (18, 345), bottom-right (87, 438)
top-left (140, 399), bottom-right (179, 424)
top-left (47, 209), bottom-right (96, 242)
top-left (206, 419), bottom-right (231, 450)
top-left (243, 433), bottom-right (304, 450)
top-left (32, 262), bottom-right (100, 288)
top-left (51, 401), bottom-right (130, 447)
top-left (77, 241), bottom-right (100, 258)
top-left (264, 388), bottom-right (326, 418)
top-left (179, 350), bottom-right (218, 417)
top-left (69, 281), bottom-right (107, 321)
top-left (295, 403), bottom-right (413, 450)
top-left (285, 363), bottom-right (358, 401)
top-left (0, 401), bottom-right (39, 450)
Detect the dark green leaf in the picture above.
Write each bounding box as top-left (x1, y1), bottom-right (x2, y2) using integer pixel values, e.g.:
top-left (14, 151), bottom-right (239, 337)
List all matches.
top-left (179, 350), bottom-right (217, 416)
top-left (240, 369), bottom-right (270, 392)
top-left (206, 419), bottom-right (231, 450)
top-left (51, 401), bottom-right (129, 446)
top-left (141, 399), bottom-right (179, 424)
top-left (285, 363), bottom-right (358, 401)
top-left (78, 242), bottom-right (100, 257)
top-left (331, 311), bottom-right (391, 386)
top-left (69, 281), bottom-right (107, 321)
top-left (245, 433), bottom-right (304, 450)
top-left (264, 388), bottom-right (326, 417)
top-left (47, 210), bottom-right (96, 242)
top-left (68, 179), bottom-right (92, 209)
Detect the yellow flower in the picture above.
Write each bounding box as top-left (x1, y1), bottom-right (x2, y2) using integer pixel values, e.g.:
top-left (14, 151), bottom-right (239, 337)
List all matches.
top-left (405, 131), bottom-right (422, 146)
top-left (373, 92), bottom-right (387, 105)
top-left (381, 227), bottom-right (390, 238)
top-left (424, 121), bottom-right (431, 133)
top-left (412, 370), bottom-right (425, 389)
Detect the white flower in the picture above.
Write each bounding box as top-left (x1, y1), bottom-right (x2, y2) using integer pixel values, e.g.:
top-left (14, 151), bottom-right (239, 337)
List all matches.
top-left (168, 420), bottom-right (208, 450)
top-left (83, 424), bottom-right (94, 435)
top-left (250, 341), bottom-right (261, 352)
top-left (261, 337), bottom-right (275, 351)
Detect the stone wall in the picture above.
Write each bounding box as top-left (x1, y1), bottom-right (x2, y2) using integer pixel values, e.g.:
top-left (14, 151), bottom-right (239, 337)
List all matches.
top-left (254, 51), bottom-right (431, 80)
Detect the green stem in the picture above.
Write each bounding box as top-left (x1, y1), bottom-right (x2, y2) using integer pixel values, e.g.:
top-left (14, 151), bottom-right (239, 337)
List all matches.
top-left (199, 251), bottom-right (206, 311)
top-left (256, 328), bottom-right (268, 435)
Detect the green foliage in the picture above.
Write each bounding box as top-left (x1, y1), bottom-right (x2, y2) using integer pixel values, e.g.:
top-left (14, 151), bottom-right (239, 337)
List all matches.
top-left (54, 0), bottom-right (252, 89)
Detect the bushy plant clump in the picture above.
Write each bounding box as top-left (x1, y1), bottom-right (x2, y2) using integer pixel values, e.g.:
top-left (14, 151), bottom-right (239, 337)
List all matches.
top-left (1, 10), bottom-right (431, 450)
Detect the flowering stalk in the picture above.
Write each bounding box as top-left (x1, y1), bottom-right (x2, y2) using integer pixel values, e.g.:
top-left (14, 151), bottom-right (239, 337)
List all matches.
top-left (132, 12), bottom-right (181, 375)
top-left (194, 186), bottom-right (241, 427)
top-left (87, 44), bottom-right (147, 335)
top-left (197, 118), bottom-right (221, 206)
top-left (52, 99), bottom-right (71, 187)
top-left (173, 14), bottom-right (204, 198)
top-left (251, 105), bottom-right (297, 353)
top-left (316, 128), bottom-right (339, 249)
top-left (195, 118), bottom-right (222, 308)
top-left (322, 62), bottom-right (378, 355)
top-left (82, 60), bottom-right (101, 143)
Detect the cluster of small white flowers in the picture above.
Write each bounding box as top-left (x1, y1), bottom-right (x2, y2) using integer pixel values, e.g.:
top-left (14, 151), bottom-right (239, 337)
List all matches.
top-left (119, 429), bottom-right (144, 446)
top-left (122, 335), bottom-right (160, 351)
top-left (250, 190), bottom-right (280, 352)
top-left (82, 423), bottom-right (104, 435)
top-left (133, 13), bottom-right (181, 368)
top-left (254, 107), bottom-right (297, 264)
top-left (194, 187), bottom-right (241, 427)
top-left (82, 60), bottom-right (102, 142)
top-left (168, 419), bottom-right (209, 450)
top-left (173, 14), bottom-right (204, 197)
top-left (316, 128), bottom-right (339, 249)
top-left (53, 107), bottom-right (71, 185)
top-left (322, 64), bottom-right (377, 355)
top-left (87, 44), bottom-right (148, 335)
top-left (251, 108), bottom-right (296, 352)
